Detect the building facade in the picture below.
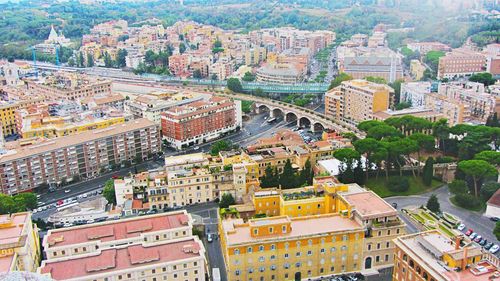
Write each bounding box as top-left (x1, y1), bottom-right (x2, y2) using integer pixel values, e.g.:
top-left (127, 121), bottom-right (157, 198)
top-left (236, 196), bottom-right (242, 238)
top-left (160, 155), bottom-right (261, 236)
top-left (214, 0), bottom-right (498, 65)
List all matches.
top-left (0, 118), bottom-right (160, 195)
top-left (161, 97), bottom-right (242, 149)
top-left (438, 48), bottom-right (486, 79)
top-left (0, 212), bottom-right (41, 273)
top-left (39, 211), bottom-right (208, 281)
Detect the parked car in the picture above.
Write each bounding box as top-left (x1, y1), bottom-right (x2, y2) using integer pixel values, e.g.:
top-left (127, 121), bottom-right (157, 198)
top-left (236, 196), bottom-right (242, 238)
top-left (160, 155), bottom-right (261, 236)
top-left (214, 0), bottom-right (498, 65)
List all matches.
top-left (490, 217), bottom-right (499, 222)
top-left (485, 242), bottom-right (494, 250)
top-left (95, 217), bottom-right (107, 222)
top-left (63, 223), bottom-right (73, 228)
top-left (465, 229), bottom-right (474, 236)
top-left (86, 219), bottom-right (95, 224)
top-left (470, 232), bottom-right (478, 240)
top-left (146, 209), bottom-right (158, 215)
top-left (479, 239), bottom-right (488, 246)
top-left (138, 211), bottom-right (146, 216)
top-left (474, 235), bottom-right (482, 243)
top-left (489, 245), bottom-right (500, 254)
top-left (457, 224), bottom-right (466, 231)
top-left (207, 234), bottom-right (213, 243)
top-left (64, 189), bottom-right (71, 193)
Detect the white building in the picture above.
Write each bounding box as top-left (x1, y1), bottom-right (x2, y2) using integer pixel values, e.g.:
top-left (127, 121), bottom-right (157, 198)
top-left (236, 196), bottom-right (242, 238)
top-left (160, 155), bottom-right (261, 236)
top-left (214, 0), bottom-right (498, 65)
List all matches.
top-left (486, 189), bottom-right (500, 219)
top-left (400, 81), bottom-right (432, 108)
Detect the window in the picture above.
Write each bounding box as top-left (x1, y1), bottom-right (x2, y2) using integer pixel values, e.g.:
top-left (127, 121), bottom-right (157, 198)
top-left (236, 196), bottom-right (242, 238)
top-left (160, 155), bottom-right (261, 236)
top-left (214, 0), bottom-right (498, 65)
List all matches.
top-left (330, 247), bottom-right (336, 253)
top-left (385, 254), bottom-right (389, 262)
top-left (284, 263), bottom-right (290, 269)
top-left (259, 267), bottom-right (265, 272)
top-left (341, 246), bottom-right (347, 251)
top-left (295, 262), bottom-right (301, 268)
top-left (308, 239), bottom-right (313, 245)
top-left (259, 256), bottom-right (265, 262)
top-left (386, 242), bottom-right (390, 248)
top-left (376, 256), bottom-right (380, 262)
top-left (249, 268), bottom-right (254, 273)
top-left (234, 249), bottom-right (240, 255)
top-left (269, 227), bottom-right (273, 233)
top-left (271, 265), bottom-right (276, 270)
top-left (342, 235), bottom-right (348, 241)
top-left (307, 250), bottom-right (312, 256)
top-left (270, 244), bottom-right (276, 250)
top-left (377, 243), bottom-right (381, 249)
top-left (248, 247), bottom-right (253, 253)
top-left (284, 253), bottom-right (289, 259)
top-left (320, 248), bottom-right (325, 254)
top-left (235, 270), bottom-right (240, 276)
top-left (368, 244), bottom-right (372, 250)
top-left (253, 229), bottom-right (258, 235)
top-left (259, 245), bottom-right (264, 251)
top-left (271, 255), bottom-right (276, 260)
top-left (296, 252), bottom-right (301, 257)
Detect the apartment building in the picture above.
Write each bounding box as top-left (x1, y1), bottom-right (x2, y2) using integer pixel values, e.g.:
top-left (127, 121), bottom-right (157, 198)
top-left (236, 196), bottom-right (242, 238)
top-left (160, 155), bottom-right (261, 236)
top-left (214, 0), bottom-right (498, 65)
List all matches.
top-left (0, 212), bottom-right (41, 273)
top-left (26, 74), bottom-right (112, 101)
top-left (373, 108), bottom-right (444, 124)
top-left (244, 47), bottom-right (267, 66)
top-left (400, 81), bottom-right (432, 108)
top-left (38, 211), bottom-right (208, 281)
top-left (406, 42), bottom-right (451, 55)
top-left (325, 79), bottom-right (393, 123)
top-left (168, 54), bottom-right (191, 77)
top-left (161, 96), bottom-right (242, 149)
top-left (484, 43), bottom-right (500, 76)
top-left (393, 230), bottom-right (499, 281)
top-left (438, 48), bottom-right (486, 79)
top-left (438, 82), bottom-right (499, 123)
top-left (0, 102), bottom-right (19, 137)
top-left (222, 177), bottom-right (406, 281)
top-left (424, 93), bottom-right (466, 126)
top-left (0, 118), bottom-right (160, 195)
top-left (256, 63), bottom-right (303, 84)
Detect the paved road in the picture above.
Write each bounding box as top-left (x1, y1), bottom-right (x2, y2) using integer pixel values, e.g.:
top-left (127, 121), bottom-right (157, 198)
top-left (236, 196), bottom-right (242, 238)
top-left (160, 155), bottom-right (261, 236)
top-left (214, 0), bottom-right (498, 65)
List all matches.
top-left (385, 185), bottom-right (498, 245)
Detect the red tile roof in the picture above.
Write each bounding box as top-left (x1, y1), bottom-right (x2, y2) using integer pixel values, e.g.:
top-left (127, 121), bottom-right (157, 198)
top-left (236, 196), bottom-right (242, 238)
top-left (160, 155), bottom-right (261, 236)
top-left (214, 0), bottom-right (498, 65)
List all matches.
top-left (40, 239), bottom-right (202, 280)
top-left (488, 188), bottom-right (500, 207)
top-left (46, 212), bottom-right (189, 248)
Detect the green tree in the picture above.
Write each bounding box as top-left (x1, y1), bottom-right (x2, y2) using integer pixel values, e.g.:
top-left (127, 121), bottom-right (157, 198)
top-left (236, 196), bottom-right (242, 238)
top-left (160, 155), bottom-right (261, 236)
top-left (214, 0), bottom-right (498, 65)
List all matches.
top-left (392, 138), bottom-right (419, 177)
top-left (86, 53), bottom-right (94, 67)
top-left (458, 160), bottom-right (498, 197)
top-left (354, 138), bottom-right (382, 180)
top-left (422, 157), bottom-right (434, 186)
top-left (210, 140), bottom-right (235, 156)
top-left (426, 194), bottom-right (441, 213)
top-left (299, 158), bottom-right (313, 186)
top-left (474, 151), bottom-right (500, 165)
top-left (357, 120), bottom-right (386, 132)
top-left (495, 221), bottom-right (500, 241)
top-left (432, 119), bottom-right (450, 153)
top-left (15, 193), bottom-right (38, 210)
top-left (260, 165), bottom-right (279, 188)
top-left (179, 43), bottom-right (186, 54)
top-left (192, 69), bottom-right (202, 79)
top-left (328, 73), bottom-right (352, 90)
top-left (103, 179), bottom-right (116, 205)
top-left (103, 51), bottom-right (113, 68)
top-left (364, 76), bottom-right (387, 84)
top-left (481, 182), bottom-right (500, 201)
top-left (367, 124), bottom-right (401, 140)
top-left (409, 133), bottom-right (435, 167)
top-left (219, 193), bottom-right (236, 209)
top-left (116, 49), bottom-right (128, 68)
top-left (449, 180), bottom-right (469, 195)
top-left (242, 71), bottom-right (255, 82)
top-left (77, 52), bottom-right (85, 68)
top-left (279, 159), bottom-right (297, 189)
top-left (227, 78), bottom-right (243, 93)
top-left (486, 113), bottom-right (500, 128)
top-left (334, 148), bottom-right (360, 183)
top-left (469, 72), bottom-right (496, 86)
top-left (0, 195), bottom-right (17, 214)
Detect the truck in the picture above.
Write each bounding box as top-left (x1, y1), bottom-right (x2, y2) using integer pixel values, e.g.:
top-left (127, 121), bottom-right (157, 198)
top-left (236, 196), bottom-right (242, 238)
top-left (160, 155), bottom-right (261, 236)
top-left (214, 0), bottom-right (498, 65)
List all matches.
top-left (212, 268), bottom-right (221, 281)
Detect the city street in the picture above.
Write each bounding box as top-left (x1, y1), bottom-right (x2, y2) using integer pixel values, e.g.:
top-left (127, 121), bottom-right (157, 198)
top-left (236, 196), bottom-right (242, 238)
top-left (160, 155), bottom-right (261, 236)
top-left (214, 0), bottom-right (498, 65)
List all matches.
top-left (385, 185), bottom-right (498, 245)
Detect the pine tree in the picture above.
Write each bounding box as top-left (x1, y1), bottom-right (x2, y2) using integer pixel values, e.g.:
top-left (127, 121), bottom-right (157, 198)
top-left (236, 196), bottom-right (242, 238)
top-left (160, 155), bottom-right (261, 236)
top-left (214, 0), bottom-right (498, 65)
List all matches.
top-left (422, 157), bottom-right (434, 186)
top-left (279, 159), bottom-right (296, 189)
top-left (299, 158), bottom-right (313, 186)
top-left (426, 194), bottom-right (440, 213)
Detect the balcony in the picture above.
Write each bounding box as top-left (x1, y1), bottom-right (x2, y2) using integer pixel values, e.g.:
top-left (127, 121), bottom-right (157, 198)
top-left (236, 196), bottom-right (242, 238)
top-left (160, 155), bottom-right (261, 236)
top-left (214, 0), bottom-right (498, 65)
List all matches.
top-left (372, 218), bottom-right (403, 228)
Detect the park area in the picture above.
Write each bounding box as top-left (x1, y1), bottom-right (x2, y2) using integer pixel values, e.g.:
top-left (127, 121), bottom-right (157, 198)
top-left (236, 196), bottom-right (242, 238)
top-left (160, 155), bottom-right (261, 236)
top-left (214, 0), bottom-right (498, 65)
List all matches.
top-left (404, 207), bottom-right (460, 239)
top-left (365, 175), bottom-right (442, 198)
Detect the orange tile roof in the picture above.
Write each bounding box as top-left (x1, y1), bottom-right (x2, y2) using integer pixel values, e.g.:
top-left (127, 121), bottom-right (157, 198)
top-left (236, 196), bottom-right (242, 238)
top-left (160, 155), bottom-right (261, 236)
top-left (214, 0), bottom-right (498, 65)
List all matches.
top-left (40, 239), bottom-right (202, 280)
top-left (45, 212), bottom-right (189, 248)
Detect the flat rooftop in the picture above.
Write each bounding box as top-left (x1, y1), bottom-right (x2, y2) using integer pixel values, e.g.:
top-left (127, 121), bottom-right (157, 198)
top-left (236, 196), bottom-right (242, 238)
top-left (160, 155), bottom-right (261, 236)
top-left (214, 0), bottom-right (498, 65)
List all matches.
top-left (223, 214), bottom-right (362, 246)
top-left (39, 238), bottom-right (202, 280)
top-left (45, 212), bottom-right (189, 248)
top-left (341, 191), bottom-right (398, 219)
top-left (0, 212), bottom-right (30, 273)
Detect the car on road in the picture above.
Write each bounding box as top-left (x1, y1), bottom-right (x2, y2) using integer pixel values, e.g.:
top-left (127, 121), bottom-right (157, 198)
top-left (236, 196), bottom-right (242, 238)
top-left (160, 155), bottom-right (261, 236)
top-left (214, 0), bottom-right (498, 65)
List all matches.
top-left (470, 232), bottom-right (477, 239)
top-left (193, 146), bottom-right (200, 150)
top-left (465, 229), bottom-right (474, 236)
top-left (474, 235), bottom-right (482, 243)
top-left (63, 223), bottom-right (73, 228)
top-left (490, 245), bottom-right (500, 254)
top-left (86, 219), bottom-right (95, 224)
top-left (485, 242), bottom-right (494, 250)
top-left (457, 224), bottom-right (466, 231)
top-left (490, 217), bottom-right (499, 222)
top-left (146, 209), bottom-right (158, 215)
top-left (207, 233), bottom-right (213, 243)
top-left (57, 200), bottom-right (64, 206)
top-left (391, 202), bottom-right (397, 209)
top-left (64, 189), bottom-right (71, 193)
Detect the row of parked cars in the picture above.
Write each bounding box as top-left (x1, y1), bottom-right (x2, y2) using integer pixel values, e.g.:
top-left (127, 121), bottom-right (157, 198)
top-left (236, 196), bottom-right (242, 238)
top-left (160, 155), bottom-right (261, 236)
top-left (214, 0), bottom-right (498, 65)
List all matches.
top-left (55, 216), bottom-right (110, 228)
top-left (458, 223), bottom-right (499, 254)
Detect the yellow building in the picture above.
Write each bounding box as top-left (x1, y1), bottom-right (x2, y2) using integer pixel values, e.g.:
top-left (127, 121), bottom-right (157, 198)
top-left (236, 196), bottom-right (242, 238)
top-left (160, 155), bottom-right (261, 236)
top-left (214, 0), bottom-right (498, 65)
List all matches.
top-left (0, 212), bottom-right (41, 273)
top-left (0, 102), bottom-right (19, 136)
top-left (21, 116), bottom-right (125, 139)
top-left (327, 79), bottom-right (394, 123)
top-left (245, 176), bottom-right (406, 276)
top-left (410, 59), bottom-right (426, 81)
top-left (220, 214), bottom-right (365, 281)
top-left (393, 230), bottom-right (497, 281)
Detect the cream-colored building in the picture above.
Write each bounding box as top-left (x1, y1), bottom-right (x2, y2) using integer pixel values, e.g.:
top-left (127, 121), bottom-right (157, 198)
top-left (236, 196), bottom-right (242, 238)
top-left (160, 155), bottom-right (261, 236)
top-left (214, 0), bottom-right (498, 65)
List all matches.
top-left (39, 211), bottom-right (207, 281)
top-left (424, 93), bottom-right (466, 126)
top-left (410, 59), bottom-right (426, 81)
top-left (0, 212), bottom-right (41, 273)
top-left (325, 79), bottom-right (393, 123)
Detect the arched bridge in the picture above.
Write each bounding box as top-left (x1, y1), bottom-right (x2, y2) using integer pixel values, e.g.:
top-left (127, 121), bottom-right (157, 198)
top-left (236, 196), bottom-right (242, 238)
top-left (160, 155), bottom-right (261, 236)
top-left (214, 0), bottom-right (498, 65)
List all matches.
top-left (218, 93), bottom-right (362, 136)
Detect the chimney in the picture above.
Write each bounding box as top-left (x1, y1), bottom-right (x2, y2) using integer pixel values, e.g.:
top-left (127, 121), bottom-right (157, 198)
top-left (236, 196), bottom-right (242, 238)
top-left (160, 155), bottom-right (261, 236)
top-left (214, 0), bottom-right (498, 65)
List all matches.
top-left (455, 235), bottom-right (462, 250)
top-left (461, 246), bottom-right (468, 271)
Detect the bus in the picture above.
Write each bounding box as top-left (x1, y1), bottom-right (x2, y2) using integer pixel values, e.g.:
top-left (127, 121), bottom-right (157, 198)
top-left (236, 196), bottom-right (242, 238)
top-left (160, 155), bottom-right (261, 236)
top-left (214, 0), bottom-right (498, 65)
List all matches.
top-left (212, 268), bottom-right (221, 281)
top-left (267, 117), bottom-right (276, 123)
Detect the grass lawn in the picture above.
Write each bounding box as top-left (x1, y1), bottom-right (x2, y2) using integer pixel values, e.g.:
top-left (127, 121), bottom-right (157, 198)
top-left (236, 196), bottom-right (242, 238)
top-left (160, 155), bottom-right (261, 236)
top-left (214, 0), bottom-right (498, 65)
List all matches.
top-left (438, 224), bottom-right (456, 238)
top-left (450, 196), bottom-right (486, 212)
top-left (365, 176), bottom-right (442, 198)
top-left (419, 211), bottom-right (435, 222)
